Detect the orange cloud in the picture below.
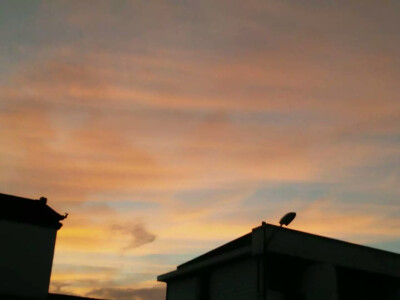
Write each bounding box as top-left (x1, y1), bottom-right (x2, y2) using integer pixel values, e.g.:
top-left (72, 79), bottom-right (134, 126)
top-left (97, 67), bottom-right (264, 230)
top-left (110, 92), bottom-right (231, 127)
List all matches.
top-left (1, 1), bottom-right (399, 298)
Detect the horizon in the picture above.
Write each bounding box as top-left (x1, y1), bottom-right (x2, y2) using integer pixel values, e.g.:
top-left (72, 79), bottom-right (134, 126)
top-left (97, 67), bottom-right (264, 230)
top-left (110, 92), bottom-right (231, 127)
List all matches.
top-left (1, 1), bottom-right (399, 299)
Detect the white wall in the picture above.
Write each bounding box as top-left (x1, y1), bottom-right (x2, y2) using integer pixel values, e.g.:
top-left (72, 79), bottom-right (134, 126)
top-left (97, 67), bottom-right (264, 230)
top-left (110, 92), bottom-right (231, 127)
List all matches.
top-left (0, 220), bottom-right (57, 299)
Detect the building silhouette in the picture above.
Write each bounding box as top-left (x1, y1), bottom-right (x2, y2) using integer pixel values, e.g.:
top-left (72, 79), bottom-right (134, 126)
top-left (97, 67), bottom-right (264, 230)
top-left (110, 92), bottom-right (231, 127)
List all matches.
top-left (0, 193), bottom-right (102, 300)
top-left (158, 223), bottom-right (400, 300)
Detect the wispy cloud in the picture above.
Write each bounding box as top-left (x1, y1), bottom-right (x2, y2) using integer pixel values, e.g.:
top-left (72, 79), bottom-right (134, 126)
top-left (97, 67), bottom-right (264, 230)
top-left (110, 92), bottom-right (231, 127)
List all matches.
top-left (112, 223), bottom-right (157, 251)
top-left (86, 286), bottom-right (165, 300)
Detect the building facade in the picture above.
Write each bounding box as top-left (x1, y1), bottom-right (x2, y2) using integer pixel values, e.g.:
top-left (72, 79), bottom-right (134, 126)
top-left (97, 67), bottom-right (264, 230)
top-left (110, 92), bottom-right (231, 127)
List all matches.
top-left (0, 193), bottom-right (66, 299)
top-left (158, 223), bottom-right (400, 300)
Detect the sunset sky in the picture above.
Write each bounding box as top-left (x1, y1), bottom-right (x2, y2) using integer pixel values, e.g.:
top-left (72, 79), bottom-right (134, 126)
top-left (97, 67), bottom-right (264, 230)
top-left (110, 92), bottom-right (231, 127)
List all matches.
top-left (1, 1), bottom-right (399, 299)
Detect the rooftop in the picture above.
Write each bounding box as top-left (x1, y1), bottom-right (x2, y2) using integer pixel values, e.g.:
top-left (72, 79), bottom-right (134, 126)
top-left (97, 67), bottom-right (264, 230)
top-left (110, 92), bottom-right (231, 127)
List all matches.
top-left (158, 223), bottom-right (400, 282)
top-left (0, 193), bottom-right (66, 229)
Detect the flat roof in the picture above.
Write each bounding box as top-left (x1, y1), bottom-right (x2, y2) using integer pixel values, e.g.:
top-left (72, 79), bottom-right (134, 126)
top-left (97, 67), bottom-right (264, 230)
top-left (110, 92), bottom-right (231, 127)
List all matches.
top-left (158, 223), bottom-right (400, 282)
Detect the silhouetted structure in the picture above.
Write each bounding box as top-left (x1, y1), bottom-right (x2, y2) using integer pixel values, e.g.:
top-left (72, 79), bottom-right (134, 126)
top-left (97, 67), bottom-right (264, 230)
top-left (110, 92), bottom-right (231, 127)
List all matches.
top-left (0, 193), bottom-right (102, 300)
top-left (0, 193), bottom-right (66, 299)
top-left (158, 223), bottom-right (400, 300)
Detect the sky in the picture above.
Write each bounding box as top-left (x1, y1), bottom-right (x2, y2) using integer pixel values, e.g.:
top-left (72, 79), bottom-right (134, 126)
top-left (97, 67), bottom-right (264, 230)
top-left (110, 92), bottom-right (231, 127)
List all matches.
top-left (0, 0), bottom-right (399, 299)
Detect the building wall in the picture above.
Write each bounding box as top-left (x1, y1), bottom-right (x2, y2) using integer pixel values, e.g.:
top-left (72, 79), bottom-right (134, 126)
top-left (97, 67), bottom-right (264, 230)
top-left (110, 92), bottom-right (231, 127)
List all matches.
top-left (167, 276), bottom-right (199, 300)
top-left (301, 263), bottom-right (338, 300)
top-left (209, 258), bottom-right (257, 300)
top-left (164, 257), bottom-right (400, 300)
top-left (162, 225), bottom-right (400, 300)
top-left (0, 220), bottom-right (57, 299)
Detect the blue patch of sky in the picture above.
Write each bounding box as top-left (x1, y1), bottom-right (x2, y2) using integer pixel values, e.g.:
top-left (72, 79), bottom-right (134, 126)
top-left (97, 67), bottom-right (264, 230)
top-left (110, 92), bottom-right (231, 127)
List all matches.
top-left (367, 239), bottom-right (400, 254)
top-left (0, 2), bottom-right (80, 61)
top-left (89, 191), bottom-right (163, 202)
top-left (3, 3), bottom-right (82, 46)
top-left (133, 253), bottom-right (197, 266)
top-left (107, 201), bottom-right (159, 212)
top-left (347, 158), bottom-right (400, 186)
top-left (114, 272), bottom-right (158, 285)
top-left (82, 200), bottom-right (159, 212)
top-left (358, 133), bottom-right (400, 146)
top-left (333, 189), bottom-right (400, 206)
top-left (52, 263), bottom-right (116, 273)
top-left (54, 251), bottom-right (198, 268)
top-left (55, 251), bottom-right (125, 263)
top-left (0, 2), bottom-right (37, 79)
top-left (243, 180), bottom-right (400, 208)
top-left (0, 2), bottom-right (40, 42)
top-left (228, 110), bottom-right (335, 127)
top-left (243, 182), bottom-right (334, 207)
top-left (109, 105), bottom-right (209, 125)
top-left (200, 182), bottom-right (336, 225)
top-left (174, 188), bottom-right (238, 205)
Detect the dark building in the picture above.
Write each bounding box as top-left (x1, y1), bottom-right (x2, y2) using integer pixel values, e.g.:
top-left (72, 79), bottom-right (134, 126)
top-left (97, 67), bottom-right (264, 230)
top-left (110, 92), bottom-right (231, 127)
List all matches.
top-left (158, 223), bottom-right (400, 300)
top-left (0, 193), bottom-right (66, 299)
top-left (0, 193), bottom-right (102, 300)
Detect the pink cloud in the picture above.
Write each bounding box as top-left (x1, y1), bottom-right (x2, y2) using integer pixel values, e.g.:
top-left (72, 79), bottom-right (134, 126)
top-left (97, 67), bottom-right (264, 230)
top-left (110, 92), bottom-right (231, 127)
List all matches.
top-left (1, 1), bottom-right (399, 297)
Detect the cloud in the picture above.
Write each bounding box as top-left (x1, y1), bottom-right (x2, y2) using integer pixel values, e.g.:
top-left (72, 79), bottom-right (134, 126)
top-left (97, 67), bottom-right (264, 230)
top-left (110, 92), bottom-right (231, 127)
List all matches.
top-left (112, 223), bottom-right (157, 250)
top-left (292, 198), bottom-right (400, 244)
top-left (49, 277), bottom-right (116, 298)
top-left (86, 287), bottom-right (166, 300)
top-left (1, 0), bottom-right (400, 297)
top-left (50, 281), bottom-right (71, 294)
